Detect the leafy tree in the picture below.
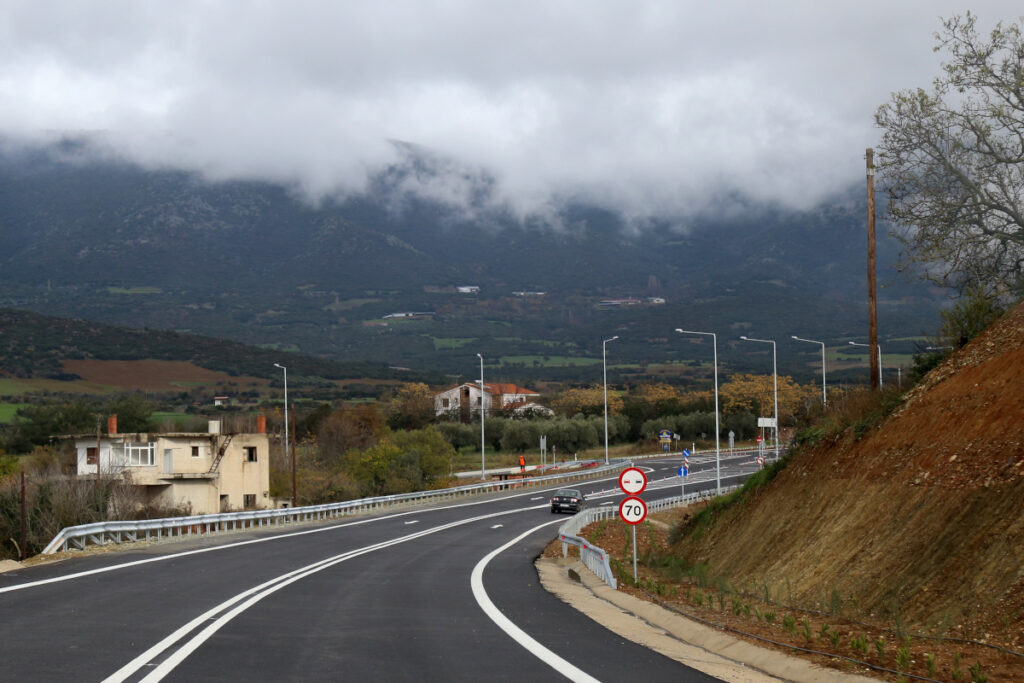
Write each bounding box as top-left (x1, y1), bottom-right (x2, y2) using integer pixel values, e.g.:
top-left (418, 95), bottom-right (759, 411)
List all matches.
top-left (390, 427), bottom-right (454, 485)
top-left (315, 404), bottom-right (387, 467)
top-left (550, 386), bottom-right (621, 417)
top-left (939, 284), bottom-right (1006, 347)
top-left (875, 14), bottom-right (1024, 293)
top-left (11, 401), bottom-right (96, 451)
top-left (719, 374), bottom-right (817, 426)
top-left (386, 382), bottom-right (436, 430)
top-left (103, 394), bottom-right (155, 433)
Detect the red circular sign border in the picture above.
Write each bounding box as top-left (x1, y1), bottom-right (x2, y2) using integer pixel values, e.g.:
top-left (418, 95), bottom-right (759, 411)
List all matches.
top-left (618, 467), bottom-right (648, 495)
top-left (618, 496), bottom-right (648, 525)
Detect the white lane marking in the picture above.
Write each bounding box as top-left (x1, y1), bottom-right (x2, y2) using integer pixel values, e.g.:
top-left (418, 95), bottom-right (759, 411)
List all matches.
top-left (105, 505), bottom-right (547, 683)
top-left (404, 520), bottom-right (420, 525)
top-left (530, 497), bottom-right (543, 500)
top-left (491, 524), bottom-right (504, 529)
top-left (2, 472), bottom-right (625, 595)
top-left (471, 522), bottom-right (600, 683)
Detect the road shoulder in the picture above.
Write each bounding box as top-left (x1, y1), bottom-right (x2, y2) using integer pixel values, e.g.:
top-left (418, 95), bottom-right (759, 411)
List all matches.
top-left (536, 557), bottom-right (880, 682)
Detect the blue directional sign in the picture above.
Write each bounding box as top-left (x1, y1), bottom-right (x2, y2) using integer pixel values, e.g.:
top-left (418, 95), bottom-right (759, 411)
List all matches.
top-left (677, 465), bottom-right (689, 477)
top-left (682, 449), bottom-right (690, 458)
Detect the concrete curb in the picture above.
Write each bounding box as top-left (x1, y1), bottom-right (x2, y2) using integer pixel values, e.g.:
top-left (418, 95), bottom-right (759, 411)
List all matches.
top-left (536, 557), bottom-right (881, 682)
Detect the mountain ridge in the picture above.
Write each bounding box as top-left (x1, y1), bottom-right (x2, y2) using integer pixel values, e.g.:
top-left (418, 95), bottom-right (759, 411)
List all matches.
top-left (0, 141), bottom-right (945, 380)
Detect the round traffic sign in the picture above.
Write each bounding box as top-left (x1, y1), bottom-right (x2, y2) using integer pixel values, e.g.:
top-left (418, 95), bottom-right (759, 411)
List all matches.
top-left (619, 496), bottom-right (647, 525)
top-left (618, 467), bottom-right (648, 495)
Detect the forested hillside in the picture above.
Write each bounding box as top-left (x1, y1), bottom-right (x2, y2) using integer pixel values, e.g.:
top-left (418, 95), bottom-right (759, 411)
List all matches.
top-left (0, 141), bottom-right (945, 380)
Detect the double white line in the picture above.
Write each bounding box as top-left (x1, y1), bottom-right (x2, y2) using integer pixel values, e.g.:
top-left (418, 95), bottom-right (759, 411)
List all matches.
top-left (105, 505), bottom-right (544, 682)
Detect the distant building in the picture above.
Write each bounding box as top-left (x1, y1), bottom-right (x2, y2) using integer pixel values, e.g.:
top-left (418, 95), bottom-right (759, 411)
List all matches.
top-left (598, 298), bottom-right (643, 307)
top-left (213, 396), bottom-right (230, 406)
top-left (512, 291), bottom-right (546, 297)
top-left (434, 382), bottom-right (546, 421)
top-left (456, 286), bottom-right (480, 294)
top-left (382, 311), bottom-right (435, 319)
top-left (67, 416), bottom-right (271, 514)
top-left (646, 297), bottom-right (666, 304)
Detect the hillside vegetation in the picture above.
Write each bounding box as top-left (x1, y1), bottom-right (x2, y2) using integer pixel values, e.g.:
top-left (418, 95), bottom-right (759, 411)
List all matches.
top-left (662, 300), bottom-right (1024, 671)
top-left (0, 143), bottom-right (943, 381)
top-left (0, 308), bottom-right (436, 388)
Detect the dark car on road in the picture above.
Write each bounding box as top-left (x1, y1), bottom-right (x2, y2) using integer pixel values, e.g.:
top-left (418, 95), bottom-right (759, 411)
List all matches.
top-left (550, 488), bottom-right (586, 514)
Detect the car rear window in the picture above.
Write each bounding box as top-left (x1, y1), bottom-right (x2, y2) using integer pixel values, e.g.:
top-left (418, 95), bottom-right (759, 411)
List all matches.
top-left (556, 489), bottom-right (580, 497)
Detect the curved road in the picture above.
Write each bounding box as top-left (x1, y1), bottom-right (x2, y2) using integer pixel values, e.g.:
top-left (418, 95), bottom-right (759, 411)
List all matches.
top-left (0, 451), bottom-right (764, 682)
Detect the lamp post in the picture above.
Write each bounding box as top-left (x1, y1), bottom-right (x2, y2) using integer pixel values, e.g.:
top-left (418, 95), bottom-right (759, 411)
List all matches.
top-left (675, 329), bottom-right (720, 494)
top-left (849, 341), bottom-right (882, 387)
top-left (739, 336), bottom-right (779, 459)
top-left (603, 335), bottom-right (619, 465)
top-left (791, 336), bottom-right (827, 404)
top-left (273, 363), bottom-right (291, 504)
top-left (477, 353), bottom-right (485, 480)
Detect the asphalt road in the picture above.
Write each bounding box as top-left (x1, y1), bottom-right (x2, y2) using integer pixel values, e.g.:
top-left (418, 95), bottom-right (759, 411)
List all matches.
top-left (0, 451), bottom-right (765, 682)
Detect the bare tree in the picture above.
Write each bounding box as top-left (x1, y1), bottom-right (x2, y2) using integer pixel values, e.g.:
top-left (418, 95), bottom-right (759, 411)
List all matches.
top-left (875, 13), bottom-right (1024, 294)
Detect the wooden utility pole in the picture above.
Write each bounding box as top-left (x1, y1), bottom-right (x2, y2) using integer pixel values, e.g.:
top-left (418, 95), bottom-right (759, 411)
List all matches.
top-left (866, 148), bottom-right (880, 389)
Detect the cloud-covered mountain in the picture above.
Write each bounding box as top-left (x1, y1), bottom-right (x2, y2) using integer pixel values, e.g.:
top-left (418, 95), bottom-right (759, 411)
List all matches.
top-left (0, 141), bottom-right (944, 380)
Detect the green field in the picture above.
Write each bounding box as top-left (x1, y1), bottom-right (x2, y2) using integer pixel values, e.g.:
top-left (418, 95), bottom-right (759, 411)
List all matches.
top-left (433, 337), bottom-right (478, 349)
top-left (106, 286), bottom-right (163, 294)
top-left (0, 403), bottom-right (29, 423)
top-left (499, 355), bottom-right (601, 367)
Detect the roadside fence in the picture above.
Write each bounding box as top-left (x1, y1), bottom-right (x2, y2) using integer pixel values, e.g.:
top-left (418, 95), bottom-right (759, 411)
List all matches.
top-left (42, 459), bottom-right (628, 555)
top-left (557, 484), bottom-right (742, 591)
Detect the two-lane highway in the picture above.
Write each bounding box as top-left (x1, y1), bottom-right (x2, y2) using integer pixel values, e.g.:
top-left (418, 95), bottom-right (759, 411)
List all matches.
top-left (0, 452), bottom-right (764, 681)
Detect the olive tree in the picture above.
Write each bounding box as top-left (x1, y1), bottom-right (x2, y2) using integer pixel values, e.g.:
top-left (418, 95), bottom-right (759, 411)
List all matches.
top-left (875, 13), bottom-right (1024, 294)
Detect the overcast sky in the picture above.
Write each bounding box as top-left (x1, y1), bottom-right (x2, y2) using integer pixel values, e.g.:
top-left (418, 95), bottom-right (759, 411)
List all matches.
top-left (1, 1), bottom-right (1021, 221)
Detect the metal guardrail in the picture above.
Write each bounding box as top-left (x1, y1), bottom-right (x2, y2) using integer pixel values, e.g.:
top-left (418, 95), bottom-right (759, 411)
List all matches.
top-left (42, 460), bottom-right (627, 555)
top-left (558, 484), bottom-right (742, 590)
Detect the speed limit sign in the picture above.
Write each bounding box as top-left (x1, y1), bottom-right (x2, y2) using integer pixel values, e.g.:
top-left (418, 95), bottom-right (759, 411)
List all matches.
top-left (618, 496), bottom-right (648, 525)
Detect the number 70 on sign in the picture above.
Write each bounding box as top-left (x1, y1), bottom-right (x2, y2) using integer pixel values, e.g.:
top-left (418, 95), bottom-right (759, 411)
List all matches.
top-left (618, 496), bottom-right (647, 524)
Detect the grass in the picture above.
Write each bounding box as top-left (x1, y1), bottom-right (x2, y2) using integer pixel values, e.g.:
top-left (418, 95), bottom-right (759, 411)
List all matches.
top-left (105, 286), bottom-right (163, 294)
top-left (432, 337), bottom-right (478, 349)
top-left (0, 403), bottom-right (30, 424)
top-left (151, 411), bottom-right (192, 423)
top-left (499, 355), bottom-right (601, 367)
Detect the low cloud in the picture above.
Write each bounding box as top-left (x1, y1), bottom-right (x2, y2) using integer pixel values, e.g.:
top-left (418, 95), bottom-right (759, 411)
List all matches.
top-left (1, 1), bottom-right (1019, 222)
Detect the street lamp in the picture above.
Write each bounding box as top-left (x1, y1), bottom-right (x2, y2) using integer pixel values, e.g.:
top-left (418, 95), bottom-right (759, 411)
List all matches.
top-left (739, 336), bottom-right (779, 459)
top-left (791, 336), bottom-right (827, 404)
top-left (477, 353), bottom-right (485, 480)
top-left (602, 335), bottom-right (619, 465)
top-left (273, 363), bottom-right (291, 504)
top-left (849, 341), bottom-right (883, 387)
top-left (675, 328), bottom-right (720, 494)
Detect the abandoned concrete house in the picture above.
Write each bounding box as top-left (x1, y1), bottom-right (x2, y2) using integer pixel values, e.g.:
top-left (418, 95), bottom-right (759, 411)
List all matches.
top-left (70, 415), bottom-right (271, 514)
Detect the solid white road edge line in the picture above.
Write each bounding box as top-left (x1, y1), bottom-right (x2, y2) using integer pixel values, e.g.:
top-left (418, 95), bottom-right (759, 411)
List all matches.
top-left (104, 504), bottom-right (548, 683)
top-left (1, 473), bottom-right (623, 595)
top-left (471, 521), bottom-right (601, 683)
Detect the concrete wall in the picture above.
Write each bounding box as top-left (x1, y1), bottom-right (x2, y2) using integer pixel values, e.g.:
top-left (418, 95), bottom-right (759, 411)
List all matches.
top-left (74, 431), bottom-right (270, 515)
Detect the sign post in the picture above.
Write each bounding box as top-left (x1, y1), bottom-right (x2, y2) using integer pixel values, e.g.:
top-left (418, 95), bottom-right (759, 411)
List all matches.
top-left (658, 429), bottom-right (672, 453)
top-left (678, 449), bottom-right (690, 498)
top-left (619, 496), bottom-right (648, 581)
top-left (618, 467), bottom-right (648, 582)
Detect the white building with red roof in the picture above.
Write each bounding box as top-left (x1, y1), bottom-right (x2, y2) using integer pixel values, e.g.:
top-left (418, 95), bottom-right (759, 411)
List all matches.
top-left (434, 382), bottom-right (549, 420)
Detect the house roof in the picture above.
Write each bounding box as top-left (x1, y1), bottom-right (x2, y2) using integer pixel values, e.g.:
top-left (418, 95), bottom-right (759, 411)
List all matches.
top-left (484, 382), bottom-right (539, 397)
top-left (440, 382), bottom-right (540, 397)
